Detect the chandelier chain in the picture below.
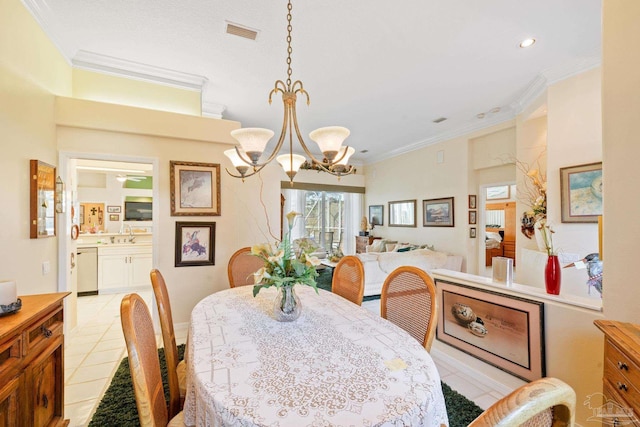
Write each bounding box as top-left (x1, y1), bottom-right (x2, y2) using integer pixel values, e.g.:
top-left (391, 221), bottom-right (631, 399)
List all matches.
top-left (286, 1), bottom-right (293, 87)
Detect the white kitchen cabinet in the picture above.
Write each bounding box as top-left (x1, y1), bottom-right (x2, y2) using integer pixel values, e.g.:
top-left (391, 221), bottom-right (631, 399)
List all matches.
top-left (98, 245), bottom-right (152, 293)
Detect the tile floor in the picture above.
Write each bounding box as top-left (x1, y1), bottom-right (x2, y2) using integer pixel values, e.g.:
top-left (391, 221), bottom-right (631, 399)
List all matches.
top-left (64, 291), bottom-right (519, 426)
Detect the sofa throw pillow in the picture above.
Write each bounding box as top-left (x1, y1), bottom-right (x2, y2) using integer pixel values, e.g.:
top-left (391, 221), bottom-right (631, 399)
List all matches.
top-left (368, 239), bottom-right (386, 253)
top-left (396, 247), bottom-right (412, 252)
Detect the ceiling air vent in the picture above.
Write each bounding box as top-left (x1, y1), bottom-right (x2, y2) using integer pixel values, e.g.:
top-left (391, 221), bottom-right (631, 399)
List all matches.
top-left (226, 22), bottom-right (259, 41)
top-left (432, 117), bottom-right (447, 124)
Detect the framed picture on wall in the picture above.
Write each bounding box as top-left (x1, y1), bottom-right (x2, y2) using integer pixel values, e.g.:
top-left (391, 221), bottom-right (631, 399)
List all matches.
top-left (486, 185), bottom-right (510, 200)
top-left (389, 200), bottom-right (417, 227)
top-left (170, 161), bottom-right (221, 216)
top-left (369, 205), bottom-right (384, 226)
top-left (436, 279), bottom-right (545, 382)
top-left (175, 222), bottom-right (216, 267)
top-left (423, 197), bottom-right (454, 227)
top-left (109, 214), bottom-right (119, 221)
top-left (468, 211), bottom-right (477, 225)
top-left (560, 162), bottom-right (602, 223)
top-left (470, 227), bottom-right (476, 238)
top-left (468, 195), bottom-right (477, 209)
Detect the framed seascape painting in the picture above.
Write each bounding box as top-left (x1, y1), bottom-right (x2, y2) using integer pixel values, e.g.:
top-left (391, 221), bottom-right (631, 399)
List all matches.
top-left (423, 197), bottom-right (454, 227)
top-left (170, 161), bottom-right (221, 216)
top-left (435, 279), bottom-right (545, 382)
top-left (175, 222), bottom-right (215, 267)
top-left (560, 162), bottom-right (602, 223)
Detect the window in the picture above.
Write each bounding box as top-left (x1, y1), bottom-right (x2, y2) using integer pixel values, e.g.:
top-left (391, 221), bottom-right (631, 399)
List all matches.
top-left (282, 188), bottom-right (362, 255)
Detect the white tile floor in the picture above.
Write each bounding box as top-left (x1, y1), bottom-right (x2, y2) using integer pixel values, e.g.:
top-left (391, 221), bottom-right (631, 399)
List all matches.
top-left (64, 292), bottom-right (517, 426)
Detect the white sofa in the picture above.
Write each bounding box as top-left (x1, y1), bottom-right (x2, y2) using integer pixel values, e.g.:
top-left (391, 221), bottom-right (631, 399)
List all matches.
top-left (356, 249), bottom-right (463, 296)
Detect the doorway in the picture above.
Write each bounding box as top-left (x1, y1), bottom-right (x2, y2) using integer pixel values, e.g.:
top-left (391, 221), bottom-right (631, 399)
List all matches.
top-left (479, 183), bottom-right (517, 278)
top-left (57, 153), bottom-right (159, 333)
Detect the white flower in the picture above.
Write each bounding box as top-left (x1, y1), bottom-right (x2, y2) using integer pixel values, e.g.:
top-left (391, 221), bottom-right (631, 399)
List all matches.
top-left (305, 256), bottom-right (321, 267)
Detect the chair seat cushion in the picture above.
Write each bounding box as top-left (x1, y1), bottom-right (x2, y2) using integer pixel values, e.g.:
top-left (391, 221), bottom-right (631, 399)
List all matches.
top-left (177, 360), bottom-right (187, 397)
top-left (168, 410), bottom-right (185, 427)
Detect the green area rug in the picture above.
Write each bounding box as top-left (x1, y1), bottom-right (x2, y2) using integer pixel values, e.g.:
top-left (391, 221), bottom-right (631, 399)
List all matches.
top-left (90, 344), bottom-right (483, 426)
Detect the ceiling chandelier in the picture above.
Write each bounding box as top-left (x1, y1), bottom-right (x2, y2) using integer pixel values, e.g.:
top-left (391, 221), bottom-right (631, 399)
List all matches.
top-left (224, 0), bottom-right (355, 183)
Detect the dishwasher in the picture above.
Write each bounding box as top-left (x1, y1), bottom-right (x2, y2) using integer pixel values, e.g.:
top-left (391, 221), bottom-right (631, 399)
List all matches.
top-left (77, 247), bottom-right (98, 296)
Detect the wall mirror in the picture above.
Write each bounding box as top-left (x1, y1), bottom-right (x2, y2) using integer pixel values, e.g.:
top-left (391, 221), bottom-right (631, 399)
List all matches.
top-left (30, 159), bottom-right (56, 238)
top-left (388, 199), bottom-right (417, 227)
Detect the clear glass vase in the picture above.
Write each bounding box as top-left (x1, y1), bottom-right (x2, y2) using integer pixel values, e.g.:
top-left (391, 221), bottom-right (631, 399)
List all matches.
top-left (273, 285), bottom-right (301, 322)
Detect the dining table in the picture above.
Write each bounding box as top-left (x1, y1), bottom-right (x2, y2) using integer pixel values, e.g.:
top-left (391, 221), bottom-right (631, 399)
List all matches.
top-left (183, 285), bottom-right (449, 427)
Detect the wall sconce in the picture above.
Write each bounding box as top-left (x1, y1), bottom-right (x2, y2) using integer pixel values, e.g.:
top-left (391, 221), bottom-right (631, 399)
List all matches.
top-left (55, 176), bottom-right (65, 214)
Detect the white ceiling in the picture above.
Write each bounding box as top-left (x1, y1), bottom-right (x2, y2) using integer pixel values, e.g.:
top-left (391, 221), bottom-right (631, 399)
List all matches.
top-left (25, 0), bottom-right (602, 164)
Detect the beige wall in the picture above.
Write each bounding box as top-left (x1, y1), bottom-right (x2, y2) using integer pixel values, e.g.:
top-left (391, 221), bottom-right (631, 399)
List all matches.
top-left (73, 68), bottom-right (202, 116)
top-left (0, 0), bottom-right (72, 300)
top-left (602, 0), bottom-right (640, 322)
top-left (547, 68), bottom-right (602, 256)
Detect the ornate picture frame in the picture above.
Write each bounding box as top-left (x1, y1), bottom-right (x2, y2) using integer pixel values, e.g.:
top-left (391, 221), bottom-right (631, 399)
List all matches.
top-left (175, 221), bottom-right (216, 267)
top-left (170, 161), bottom-right (221, 216)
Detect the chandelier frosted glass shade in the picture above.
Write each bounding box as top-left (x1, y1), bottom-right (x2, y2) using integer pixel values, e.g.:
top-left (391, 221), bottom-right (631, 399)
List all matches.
top-left (277, 154), bottom-right (306, 180)
top-left (230, 128), bottom-right (275, 164)
top-left (308, 126), bottom-right (350, 162)
top-left (332, 146), bottom-right (355, 173)
top-left (224, 149), bottom-right (250, 176)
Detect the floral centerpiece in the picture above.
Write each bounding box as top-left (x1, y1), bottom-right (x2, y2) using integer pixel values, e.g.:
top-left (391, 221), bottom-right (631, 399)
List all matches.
top-left (251, 211), bottom-right (320, 321)
top-left (517, 158), bottom-right (547, 239)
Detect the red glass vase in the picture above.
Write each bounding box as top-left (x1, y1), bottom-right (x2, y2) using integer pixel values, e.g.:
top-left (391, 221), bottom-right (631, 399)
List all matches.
top-left (545, 255), bottom-right (561, 295)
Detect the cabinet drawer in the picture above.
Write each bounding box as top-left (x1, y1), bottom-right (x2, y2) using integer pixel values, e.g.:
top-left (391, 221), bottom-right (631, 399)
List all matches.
top-left (605, 340), bottom-right (640, 388)
top-left (604, 355), bottom-right (640, 413)
top-left (603, 380), bottom-right (640, 426)
top-left (0, 335), bottom-right (22, 377)
top-left (26, 307), bottom-right (63, 355)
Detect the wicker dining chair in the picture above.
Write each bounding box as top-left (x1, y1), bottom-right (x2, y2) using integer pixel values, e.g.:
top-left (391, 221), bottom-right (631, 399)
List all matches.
top-left (150, 269), bottom-right (186, 419)
top-left (380, 266), bottom-right (438, 351)
top-left (331, 255), bottom-right (365, 305)
top-left (228, 247), bottom-right (263, 288)
top-left (468, 377), bottom-right (576, 426)
top-left (120, 293), bottom-right (184, 427)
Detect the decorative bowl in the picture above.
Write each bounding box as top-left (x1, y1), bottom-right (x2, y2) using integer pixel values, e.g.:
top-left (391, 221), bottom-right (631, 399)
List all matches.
top-left (0, 298), bottom-right (22, 316)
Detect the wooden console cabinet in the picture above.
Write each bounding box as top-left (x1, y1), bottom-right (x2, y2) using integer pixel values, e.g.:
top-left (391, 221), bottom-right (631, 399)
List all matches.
top-left (0, 292), bottom-right (70, 426)
top-left (594, 320), bottom-right (640, 426)
top-left (355, 236), bottom-right (380, 254)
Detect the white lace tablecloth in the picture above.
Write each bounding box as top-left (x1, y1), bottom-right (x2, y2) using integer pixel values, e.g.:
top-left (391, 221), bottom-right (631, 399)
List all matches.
top-left (183, 286), bottom-right (449, 427)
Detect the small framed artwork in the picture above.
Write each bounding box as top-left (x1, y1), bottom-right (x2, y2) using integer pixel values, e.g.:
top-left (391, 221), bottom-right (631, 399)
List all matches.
top-left (486, 185), bottom-right (510, 201)
top-left (175, 221), bottom-right (216, 267)
top-left (389, 200), bottom-right (417, 227)
top-left (436, 279), bottom-right (545, 382)
top-left (468, 195), bottom-right (477, 209)
top-left (468, 211), bottom-right (477, 225)
top-left (107, 205), bottom-right (121, 213)
top-left (109, 214), bottom-right (119, 221)
top-left (423, 197), bottom-right (454, 227)
top-left (560, 162), bottom-right (602, 223)
top-left (470, 227), bottom-right (476, 238)
top-left (369, 205), bottom-right (384, 226)
top-left (30, 159), bottom-right (56, 238)
top-left (170, 161), bottom-right (221, 216)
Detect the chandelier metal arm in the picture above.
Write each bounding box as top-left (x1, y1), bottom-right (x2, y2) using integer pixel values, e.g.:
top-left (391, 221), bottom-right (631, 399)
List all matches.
top-left (224, 164), bottom-right (268, 180)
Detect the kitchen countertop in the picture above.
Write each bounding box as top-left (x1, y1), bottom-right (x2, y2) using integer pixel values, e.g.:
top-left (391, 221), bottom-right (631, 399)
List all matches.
top-left (77, 242), bottom-right (152, 249)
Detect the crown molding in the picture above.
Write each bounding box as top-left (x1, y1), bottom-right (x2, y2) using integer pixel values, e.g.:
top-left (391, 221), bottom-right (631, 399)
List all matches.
top-left (364, 110), bottom-right (516, 164)
top-left (202, 102), bottom-right (227, 119)
top-left (21, 0), bottom-right (73, 63)
top-left (541, 54), bottom-right (601, 85)
top-left (72, 50), bottom-right (208, 92)
top-left (509, 74), bottom-right (548, 115)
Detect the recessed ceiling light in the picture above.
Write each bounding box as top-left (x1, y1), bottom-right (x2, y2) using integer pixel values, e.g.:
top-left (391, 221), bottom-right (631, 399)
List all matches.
top-left (476, 113), bottom-right (486, 119)
top-left (519, 38), bottom-right (536, 48)
top-left (490, 107), bottom-right (501, 114)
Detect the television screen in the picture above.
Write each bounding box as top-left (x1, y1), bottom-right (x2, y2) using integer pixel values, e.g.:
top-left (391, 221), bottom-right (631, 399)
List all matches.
top-left (124, 201), bottom-right (152, 221)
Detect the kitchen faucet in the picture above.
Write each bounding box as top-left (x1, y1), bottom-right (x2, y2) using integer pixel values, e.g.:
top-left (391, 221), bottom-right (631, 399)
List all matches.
top-left (125, 224), bottom-right (135, 243)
